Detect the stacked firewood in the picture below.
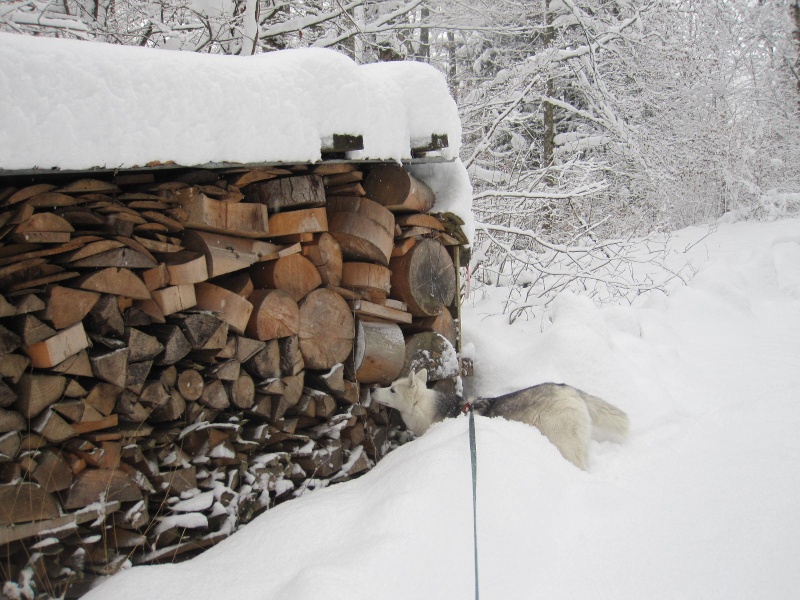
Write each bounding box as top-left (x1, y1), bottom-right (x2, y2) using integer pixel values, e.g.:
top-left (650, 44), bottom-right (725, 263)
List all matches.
top-left (0, 162), bottom-right (467, 598)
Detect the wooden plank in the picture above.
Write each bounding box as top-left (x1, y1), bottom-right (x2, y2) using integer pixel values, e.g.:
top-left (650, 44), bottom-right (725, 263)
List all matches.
top-left (347, 299), bottom-right (413, 324)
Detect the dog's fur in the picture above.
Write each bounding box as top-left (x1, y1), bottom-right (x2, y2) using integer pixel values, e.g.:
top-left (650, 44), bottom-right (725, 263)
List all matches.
top-left (372, 369), bottom-right (629, 470)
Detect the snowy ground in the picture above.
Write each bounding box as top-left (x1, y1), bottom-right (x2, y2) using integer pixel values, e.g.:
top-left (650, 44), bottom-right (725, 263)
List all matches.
top-left (86, 217), bottom-right (800, 600)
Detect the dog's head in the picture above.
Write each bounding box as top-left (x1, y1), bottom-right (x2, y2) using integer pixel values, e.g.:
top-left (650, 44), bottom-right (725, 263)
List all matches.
top-left (371, 368), bottom-right (428, 411)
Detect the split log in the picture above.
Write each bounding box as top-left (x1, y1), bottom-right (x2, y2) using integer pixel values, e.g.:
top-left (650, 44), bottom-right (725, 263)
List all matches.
top-left (150, 389), bottom-right (186, 422)
top-left (363, 164), bottom-right (434, 212)
top-left (89, 347), bottom-right (129, 387)
top-left (327, 212), bottom-right (393, 266)
top-left (280, 335), bottom-right (304, 376)
top-left (67, 246), bottom-right (158, 269)
top-left (10, 314), bottom-right (55, 346)
top-left (50, 350), bottom-right (94, 377)
top-left (179, 313), bottom-right (228, 351)
top-left (229, 373), bottom-right (256, 410)
top-left (210, 272), bottom-right (254, 298)
top-left (39, 286), bottom-right (100, 329)
top-left (177, 368), bottom-right (204, 401)
top-left (0, 483), bottom-right (61, 525)
top-left (158, 250), bottom-right (208, 285)
top-left (147, 325), bottom-right (192, 365)
top-left (0, 431), bottom-right (20, 459)
top-left (12, 212), bottom-right (74, 243)
top-left (194, 282), bottom-right (254, 334)
top-left (0, 408), bottom-right (25, 433)
top-left (340, 262), bottom-right (391, 294)
top-left (32, 407), bottom-right (77, 443)
top-left (246, 289), bottom-right (299, 341)
top-left (0, 324), bottom-right (20, 355)
top-left (126, 360), bottom-right (152, 393)
top-left (233, 166), bottom-right (292, 187)
top-left (23, 322), bottom-right (90, 368)
top-left (0, 353), bottom-right (28, 384)
top-left (86, 294), bottom-right (125, 337)
top-left (297, 288), bottom-right (354, 370)
top-left (303, 233), bottom-right (342, 287)
top-left (124, 328), bottom-right (164, 363)
top-left (326, 196), bottom-right (395, 235)
top-left (74, 267), bottom-right (151, 300)
top-left (243, 340), bottom-right (281, 379)
top-left (395, 213), bottom-right (446, 231)
top-left (62, 468), bottom-right (143, 510)
top-left (245, 175), bottom-right (326, 211)
top-left (30, 449), bottom-right (74, 493)
top-left (249, 254), bottom-right (322, 301)
top-left (3, 184), bottom-right (56, 206)
top-left (177, 191), bottom-right (270, 237)
top-left (148, 283), bottom-right (197, 316)
top-left (267, 207), bottom-right (328, 238)
top-left (0, 381), bottom-right (16, 409)
top-left (143, 263), bottom-right (170, 291)
top-left (350, 321), bottom-right (405, 385)
top-left (182, 230), bottom-right (281, 278)
top-left (84, 382), bottom-right (121, 416)
top-left (389, 238), bottom-right (456, 316)
top-left (13, 373), bottom-right (67, 418)
top-left (199, 379), bottom-right (230, 410)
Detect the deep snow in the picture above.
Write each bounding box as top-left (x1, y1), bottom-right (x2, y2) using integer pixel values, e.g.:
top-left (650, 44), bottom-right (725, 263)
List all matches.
top-left (84, 218), bottom-right (800, 599)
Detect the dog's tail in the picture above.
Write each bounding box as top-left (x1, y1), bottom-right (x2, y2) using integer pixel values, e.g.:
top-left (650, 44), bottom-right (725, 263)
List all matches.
top-left (581, 392), bottom-right (630, 442)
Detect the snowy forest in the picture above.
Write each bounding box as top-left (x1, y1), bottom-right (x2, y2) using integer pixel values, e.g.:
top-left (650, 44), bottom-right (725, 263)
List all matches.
top-left (3, 0), bottom-right (799, 315)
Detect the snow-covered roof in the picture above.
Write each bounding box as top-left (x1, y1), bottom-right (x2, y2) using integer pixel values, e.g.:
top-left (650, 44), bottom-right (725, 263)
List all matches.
top-left (0, 33), bottom-right (462, 171)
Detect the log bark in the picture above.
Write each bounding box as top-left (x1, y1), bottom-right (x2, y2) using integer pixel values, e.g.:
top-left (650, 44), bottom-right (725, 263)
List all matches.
top-left (350, 320), bottom-right (405, 385)
top-left (246, 175), bottom-right (326, 211)
top-left (363, 164), bottom-right (435, 212)
top-left (297, 288), bottom-right (354, 370)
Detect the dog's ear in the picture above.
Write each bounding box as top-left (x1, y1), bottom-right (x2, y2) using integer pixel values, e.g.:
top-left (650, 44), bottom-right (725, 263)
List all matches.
top-left (415, 368), bottom-right (428, 385)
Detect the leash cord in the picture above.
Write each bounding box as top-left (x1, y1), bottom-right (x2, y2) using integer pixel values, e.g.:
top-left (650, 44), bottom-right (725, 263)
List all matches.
top-left (467, 404), bottom-right (479, 600)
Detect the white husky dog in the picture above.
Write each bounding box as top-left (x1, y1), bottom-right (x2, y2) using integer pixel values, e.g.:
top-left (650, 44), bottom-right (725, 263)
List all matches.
top-left (372, 369), bottom-right (629, 470)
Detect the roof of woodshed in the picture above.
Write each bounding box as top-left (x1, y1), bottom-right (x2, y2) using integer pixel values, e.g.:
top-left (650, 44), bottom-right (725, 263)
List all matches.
top-left (0, 33), bottom-right (462, 171)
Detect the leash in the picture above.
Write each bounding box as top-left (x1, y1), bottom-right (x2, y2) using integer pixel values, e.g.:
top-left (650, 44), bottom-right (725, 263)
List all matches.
top-left (462, 402), bottom-right (479, 600)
